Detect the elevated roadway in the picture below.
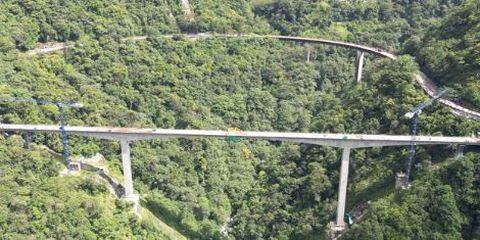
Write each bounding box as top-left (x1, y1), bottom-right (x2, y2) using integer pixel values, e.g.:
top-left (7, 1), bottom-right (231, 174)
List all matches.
top-left (2, 123), bottom-right (479, 230)
top-left (1, 124), bottom-right (478, 148)
top-left (16, 31), bottom-right (480, 231)
top-left (160, 33), bottom-right (396, 59)
top-left (25, 33), bottom-right (480, 119)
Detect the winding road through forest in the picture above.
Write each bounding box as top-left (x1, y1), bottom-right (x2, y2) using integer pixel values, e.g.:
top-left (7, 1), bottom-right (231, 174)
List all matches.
top-left (24, 33), bottom-right (480, 120)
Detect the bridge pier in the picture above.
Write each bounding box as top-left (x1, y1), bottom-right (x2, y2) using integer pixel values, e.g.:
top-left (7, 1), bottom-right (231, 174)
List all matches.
top-left (335, 147), bottom-right (351, 230)
top-left (120, 138), bottom-right (140, 214)
top-left (23, 132), bottom-right (32, 148)
top-left (455, 145), bottom-right (465, 159)
top-left (355, 51), bottom-right (365, 83)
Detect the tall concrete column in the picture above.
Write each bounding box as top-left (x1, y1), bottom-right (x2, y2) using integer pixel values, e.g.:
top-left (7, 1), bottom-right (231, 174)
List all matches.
top-left (305, 43), bottom-right (312, 63)
top-left (120, 138), bottom-right (139, 214)
top-left (455, 145), bottom-right (465, 159)
top-left (355, 51), bottom-right (365, 83)
top-left (336, 147), bottom-right (351, 229)
top-left (23, 132), bottom-right (32, 148)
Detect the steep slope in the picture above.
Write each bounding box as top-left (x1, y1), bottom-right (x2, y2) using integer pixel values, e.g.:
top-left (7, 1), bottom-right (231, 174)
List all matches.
top-left (342, 153), bottom-right (480, 239)
top-left (412, 0), bottom-right (480, 107)
top-left (20, 33), bottom-right (480, 120)
top-left (252, 0), bottom-right (464, 51)
top-left (0, 136), bottom-right (167, 239)
top-left (0, 0), bottom-right (479, 239)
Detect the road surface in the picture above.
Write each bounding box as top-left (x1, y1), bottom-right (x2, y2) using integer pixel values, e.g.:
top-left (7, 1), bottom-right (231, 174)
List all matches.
top-left (1, 124), bottom-right (479, 148)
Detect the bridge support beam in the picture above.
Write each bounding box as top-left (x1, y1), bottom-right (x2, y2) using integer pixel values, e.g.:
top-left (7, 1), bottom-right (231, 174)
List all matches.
top-left (355, 51), bottom-right (365, 83)
top-left (120, 139), bottom-right (140, 214)
top-left (335, 147), bottom-right (351, 230)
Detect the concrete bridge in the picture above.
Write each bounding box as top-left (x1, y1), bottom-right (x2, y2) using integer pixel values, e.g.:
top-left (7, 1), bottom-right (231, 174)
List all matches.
top-left (1, 123), bottom-right (479, 230)
top-left (162, 33), bottom-right (480, 119)
top-left (181, 33), bottom-right (396, 60)
top-left (150, 33), bottom-right (392, 83)
top-left (27, 33), bottom-right (480, 120)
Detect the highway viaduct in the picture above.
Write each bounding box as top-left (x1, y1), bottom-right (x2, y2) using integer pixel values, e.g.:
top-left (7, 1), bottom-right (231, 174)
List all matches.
top-left (16, 33), bottom-right (480, 232)
top-left (1, 124), bottom-right (479, 230)
top-left (153, 33), bottom-right (395, 83)
top-left (165, 33), bottom-right (480, 120)
top-left (29, 33), bottom-right (480, 119)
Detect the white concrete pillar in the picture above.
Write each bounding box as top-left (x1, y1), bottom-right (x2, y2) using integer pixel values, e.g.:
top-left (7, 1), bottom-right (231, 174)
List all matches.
top-left (23, 132), bottom-right (32, 148)
top-left (121, 139), bottom-right (134, 198)
top-left (455, 145), bottom-right (465, 159)
top-left (355, 51), bottom-right (365, 83)
top-left (336, 147), bottom-right (351, 229)
top-left (120, 139), bottom-right (140, 214)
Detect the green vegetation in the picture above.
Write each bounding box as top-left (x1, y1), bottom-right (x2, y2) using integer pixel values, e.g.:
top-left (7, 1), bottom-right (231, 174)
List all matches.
top-left (252, 0), bottom-right (463, 50)
top-left (410, 0), bottom-right (480, 106)
top-left (0, 136), bottom-right (166, 239)
top-left (140, 206), bottom-right (188, 240)
top-left (0, 0), bottom-right (479, 239)
top-left (343, 153), bottom-right (480, 239)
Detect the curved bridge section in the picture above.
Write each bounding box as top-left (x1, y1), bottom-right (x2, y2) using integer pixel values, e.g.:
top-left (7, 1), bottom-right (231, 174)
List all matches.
top-left (151, 33), bottom-right (480, 119)
top-left (270, 35), bottom-right (396, 59)
top-left (24, 33), bottom-right (480, 119)
top-left (166, 33), bottom-right (396, 59)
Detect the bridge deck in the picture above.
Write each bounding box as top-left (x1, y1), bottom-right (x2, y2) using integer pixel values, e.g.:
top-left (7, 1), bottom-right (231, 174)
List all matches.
top-left (169, 33), bottom-right (397, 59)
top-left (1, 124), bottom-right (478, 148)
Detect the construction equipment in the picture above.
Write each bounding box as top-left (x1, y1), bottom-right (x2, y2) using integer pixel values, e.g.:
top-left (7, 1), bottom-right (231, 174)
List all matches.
top-left (403, 90), bottom-right (448, 184)
top-left (0, 97), bottom-right (83, 171)
top-left (405, 90), bottom-right (448, 119)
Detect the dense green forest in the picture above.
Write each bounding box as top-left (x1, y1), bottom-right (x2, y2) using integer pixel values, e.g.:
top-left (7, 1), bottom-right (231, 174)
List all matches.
top-left (0, 135), bottom-right (166, 239)
top-left (0, 0), bottom-right (479, 239)
top-left (409, 0), bottom-right (480, 106)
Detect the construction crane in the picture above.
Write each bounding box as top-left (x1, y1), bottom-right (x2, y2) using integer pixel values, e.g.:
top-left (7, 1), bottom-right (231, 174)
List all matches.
top-left (0, 97), bottom-right (83, 171)
top-left (403, 90), bottom-right (448, 184)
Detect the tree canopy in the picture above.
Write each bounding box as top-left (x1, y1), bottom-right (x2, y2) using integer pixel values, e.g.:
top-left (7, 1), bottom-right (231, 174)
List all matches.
top-left (0, 0), bottom-right (478, 239)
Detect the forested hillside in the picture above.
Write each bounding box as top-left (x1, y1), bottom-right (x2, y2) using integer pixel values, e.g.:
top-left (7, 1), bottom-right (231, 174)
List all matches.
top-left (0, 0), bottom-right (479, 239)
top-left (410, 0), bottom-right (480, 107)
top-left (0, 135), bottom-right (166, 239)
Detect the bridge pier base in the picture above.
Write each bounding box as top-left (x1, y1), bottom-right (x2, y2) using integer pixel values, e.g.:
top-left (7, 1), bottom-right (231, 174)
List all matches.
top-left (355, 51), bottom-right (365, 83)
top-left (120, 139), bottom-right (140, 214)
top-left (335, 147), bottom-right (351, 231)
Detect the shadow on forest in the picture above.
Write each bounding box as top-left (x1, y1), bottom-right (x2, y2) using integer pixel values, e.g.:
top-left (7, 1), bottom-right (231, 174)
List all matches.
top-left (347, 176), bottom-right (395, 211)
top-left (141, 198), bottom-right (200, 239)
